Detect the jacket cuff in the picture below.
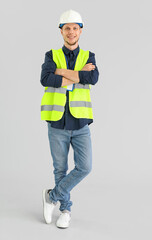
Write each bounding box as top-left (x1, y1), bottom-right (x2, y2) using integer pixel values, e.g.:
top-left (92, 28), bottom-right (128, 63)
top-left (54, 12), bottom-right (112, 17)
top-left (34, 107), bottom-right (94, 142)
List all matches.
top-left (78, 71), bottom-right (85, 84)
top-left (54, 75), bottom-right (63, 88)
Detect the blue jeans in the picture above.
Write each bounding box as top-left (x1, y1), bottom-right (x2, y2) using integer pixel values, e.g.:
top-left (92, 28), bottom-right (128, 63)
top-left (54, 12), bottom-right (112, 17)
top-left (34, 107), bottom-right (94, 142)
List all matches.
top-left (47, 123), bottom-right (92, 212)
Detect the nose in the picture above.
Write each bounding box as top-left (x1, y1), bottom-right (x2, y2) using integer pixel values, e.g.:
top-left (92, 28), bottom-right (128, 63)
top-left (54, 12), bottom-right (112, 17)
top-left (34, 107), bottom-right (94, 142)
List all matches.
top-left (69, 29), bottom-right (74, 34)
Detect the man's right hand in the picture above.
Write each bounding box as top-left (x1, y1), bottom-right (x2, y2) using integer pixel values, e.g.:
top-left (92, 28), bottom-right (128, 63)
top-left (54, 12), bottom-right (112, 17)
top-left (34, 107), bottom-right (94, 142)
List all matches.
top-left (81, 63), bottom-right (96, 71)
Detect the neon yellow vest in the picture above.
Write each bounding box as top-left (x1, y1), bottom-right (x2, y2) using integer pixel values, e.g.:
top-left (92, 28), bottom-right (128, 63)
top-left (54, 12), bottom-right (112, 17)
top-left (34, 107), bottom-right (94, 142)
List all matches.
top-left (41, 48), bottom-right (93, 121)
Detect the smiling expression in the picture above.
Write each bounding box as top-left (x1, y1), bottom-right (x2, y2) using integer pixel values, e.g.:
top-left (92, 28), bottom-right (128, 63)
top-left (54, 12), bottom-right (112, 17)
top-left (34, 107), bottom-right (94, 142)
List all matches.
top-left (60, 23), bottom-right (82, 49)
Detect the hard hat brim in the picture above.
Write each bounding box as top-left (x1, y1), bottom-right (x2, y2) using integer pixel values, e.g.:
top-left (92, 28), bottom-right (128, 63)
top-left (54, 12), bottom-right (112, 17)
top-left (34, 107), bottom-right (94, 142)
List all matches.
top-left (59, 23), bottom-right (83, 28)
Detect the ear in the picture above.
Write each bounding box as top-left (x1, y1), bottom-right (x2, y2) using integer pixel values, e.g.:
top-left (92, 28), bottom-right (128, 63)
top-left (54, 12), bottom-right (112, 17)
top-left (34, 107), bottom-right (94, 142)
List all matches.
top-left (60, 28), bottom-right (63, 36)
top-left (80, 28), bottom-right (82, 35)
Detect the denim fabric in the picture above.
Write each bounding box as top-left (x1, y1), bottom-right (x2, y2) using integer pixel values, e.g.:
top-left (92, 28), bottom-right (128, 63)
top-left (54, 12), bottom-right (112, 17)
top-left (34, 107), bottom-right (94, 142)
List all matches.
top-left (47, 122), bottom-right (92, 212)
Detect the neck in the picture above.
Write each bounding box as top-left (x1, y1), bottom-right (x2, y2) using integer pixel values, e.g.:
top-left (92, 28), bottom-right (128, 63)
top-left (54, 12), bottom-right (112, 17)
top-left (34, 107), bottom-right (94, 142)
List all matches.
top-left (64, 41), bottom-right (79, 51)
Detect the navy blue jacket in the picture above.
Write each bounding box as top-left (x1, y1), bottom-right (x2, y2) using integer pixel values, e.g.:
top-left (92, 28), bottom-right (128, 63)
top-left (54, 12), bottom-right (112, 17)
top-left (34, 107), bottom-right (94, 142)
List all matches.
top-left (40, 45), bottom-right (99, 130)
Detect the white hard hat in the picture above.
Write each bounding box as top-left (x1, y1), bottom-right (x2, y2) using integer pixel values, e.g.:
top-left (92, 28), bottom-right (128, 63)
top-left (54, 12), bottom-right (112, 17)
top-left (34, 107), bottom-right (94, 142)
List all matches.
top-left (58, 9), bottom-right (84, 28)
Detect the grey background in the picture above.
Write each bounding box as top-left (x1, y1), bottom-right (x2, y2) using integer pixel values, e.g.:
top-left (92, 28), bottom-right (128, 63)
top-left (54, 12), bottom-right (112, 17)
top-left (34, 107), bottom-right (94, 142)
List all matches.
top-left (0, 0), bottom-right (152, 239)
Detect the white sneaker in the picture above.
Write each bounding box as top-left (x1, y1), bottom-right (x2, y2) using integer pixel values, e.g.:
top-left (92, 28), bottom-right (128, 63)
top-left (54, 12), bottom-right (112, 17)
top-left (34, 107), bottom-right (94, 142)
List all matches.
top-left (56, 212), bottom-right (71, 228)
top-left (42, 189), bottom-right (56, 224)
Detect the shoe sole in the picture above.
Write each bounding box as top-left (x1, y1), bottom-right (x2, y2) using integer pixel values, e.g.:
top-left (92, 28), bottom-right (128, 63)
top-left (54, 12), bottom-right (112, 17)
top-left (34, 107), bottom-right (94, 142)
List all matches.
top-left (56, 225), bottom-right (69, 229)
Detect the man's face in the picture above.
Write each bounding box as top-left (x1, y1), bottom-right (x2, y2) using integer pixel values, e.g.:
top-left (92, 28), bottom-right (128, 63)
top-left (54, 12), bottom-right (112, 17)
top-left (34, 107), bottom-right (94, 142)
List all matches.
top-left (60, 23), bottom-right (82, 47)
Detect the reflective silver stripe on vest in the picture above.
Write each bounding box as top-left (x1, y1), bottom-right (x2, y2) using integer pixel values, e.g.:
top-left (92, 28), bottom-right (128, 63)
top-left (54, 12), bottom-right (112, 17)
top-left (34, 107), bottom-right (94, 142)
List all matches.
top-left (45, 87), bottom-right (66, 94)
top-left (74, 84), bottom-right (90, 89)
top-left (41, 105), bottom-right (64, 112)
top-left (70, 101), bottom-right (92, 108)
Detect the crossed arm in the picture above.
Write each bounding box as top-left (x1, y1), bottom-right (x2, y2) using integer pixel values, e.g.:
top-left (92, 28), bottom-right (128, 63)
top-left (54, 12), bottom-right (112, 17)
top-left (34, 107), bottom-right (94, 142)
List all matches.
top-left (55, 63), bottom-right (96, 86)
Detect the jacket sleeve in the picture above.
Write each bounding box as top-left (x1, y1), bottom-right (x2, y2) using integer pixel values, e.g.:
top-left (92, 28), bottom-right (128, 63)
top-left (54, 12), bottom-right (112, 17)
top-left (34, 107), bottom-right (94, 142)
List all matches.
top-left (78, 51), bottom-right (99, 85)
top-left (40, 50), bottom-right (62, 88)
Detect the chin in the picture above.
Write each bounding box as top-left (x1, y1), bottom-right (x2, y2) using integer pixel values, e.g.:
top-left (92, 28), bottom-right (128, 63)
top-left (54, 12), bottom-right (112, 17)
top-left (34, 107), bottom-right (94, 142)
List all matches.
top-left (67, 40), bottom-right (78, 46)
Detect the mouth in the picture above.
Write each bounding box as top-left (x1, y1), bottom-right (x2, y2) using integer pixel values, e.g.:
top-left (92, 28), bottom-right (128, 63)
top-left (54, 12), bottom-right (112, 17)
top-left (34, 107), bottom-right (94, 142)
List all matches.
top-left (67, 36), bottom-right (76, 40)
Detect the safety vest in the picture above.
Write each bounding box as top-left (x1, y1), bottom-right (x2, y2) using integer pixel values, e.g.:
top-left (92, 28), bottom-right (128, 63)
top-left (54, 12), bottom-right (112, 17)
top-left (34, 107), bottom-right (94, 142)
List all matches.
top-left (41, 48), bottom-right (93, 121)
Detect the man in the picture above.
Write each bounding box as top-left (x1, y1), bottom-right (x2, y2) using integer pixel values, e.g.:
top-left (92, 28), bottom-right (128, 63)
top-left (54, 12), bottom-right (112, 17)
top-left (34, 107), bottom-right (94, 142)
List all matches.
top-left (40, 9), bottom-right (99, 229)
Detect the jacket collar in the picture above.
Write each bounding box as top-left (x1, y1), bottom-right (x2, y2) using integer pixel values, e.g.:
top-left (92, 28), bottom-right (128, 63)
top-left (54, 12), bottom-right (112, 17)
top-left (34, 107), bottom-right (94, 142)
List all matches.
top-left (62, 45), bottom-right (80, 56)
